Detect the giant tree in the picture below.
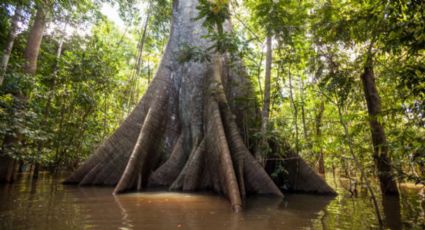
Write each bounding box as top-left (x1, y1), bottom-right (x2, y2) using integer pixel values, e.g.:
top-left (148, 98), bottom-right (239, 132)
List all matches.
top-left (65, 0), bottom-right (334, 211)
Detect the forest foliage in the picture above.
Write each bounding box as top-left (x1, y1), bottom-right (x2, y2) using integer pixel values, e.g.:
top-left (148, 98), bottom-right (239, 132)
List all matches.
top-left (0, 0), bottom-right (423, 186)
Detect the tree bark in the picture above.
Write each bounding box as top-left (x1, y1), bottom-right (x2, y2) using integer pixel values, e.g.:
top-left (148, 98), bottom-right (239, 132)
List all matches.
top-left (360, 53), bottom-right (398, 195)
top-left (65, 0), bottom-right (334, 210)
top-left (0, 136), bottom-right (18, 183)
top-left (300, 76), bottom-right (308, 141)
top-left (0, 5), bottom-right (23, 85)
top-left (316, 101), bottom-right (325, 174)
top-left (136, 11), bottom-right (150, 76)
top-left (256, 35), bottom-right (272, 165)
top-left (288, 66), bottom-right (299, 153)
top-left (261, 36), bottom-right (272, 132)
top-left (23, 7), bottom-right (47, 75)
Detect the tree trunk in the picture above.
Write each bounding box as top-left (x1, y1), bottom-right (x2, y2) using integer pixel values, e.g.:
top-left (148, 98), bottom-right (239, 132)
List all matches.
top-left (136, 11), bottom-right (150, 76)
top-left (128, 11), bottom-right (151, 111)
top-left (256, 35), bottom-right (272, 165)
top-left (360, 53), bottom-right (398, 195)
top-left (300, 76), bottom-right (308, 141)
top-left (0, 6), bottom-right (47, 183)
top-left (33, 143), bottom-right (41, 180)
top-left (0, 137), bottom-right (18, 183)
top-left (256, 52), bottom-right (264, 99)
top-left (288, 66), bottom-right (299, 153)
top-left (0, 5), bottom-right (23, 85)
top-left (261, 36), bottom-right (272, 132)
top-left (23, 7), bottom-right (47, 75)
top-left (65, 0), bottom-right (334, 211)
top-left (337, 105), bottom-right (383, 225)
top-left (316, 101), bottom-right (325, 174)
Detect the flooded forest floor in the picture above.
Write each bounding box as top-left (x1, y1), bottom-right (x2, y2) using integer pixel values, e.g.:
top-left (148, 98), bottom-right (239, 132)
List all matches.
top-left (0, 173), bottom-right (424, 230)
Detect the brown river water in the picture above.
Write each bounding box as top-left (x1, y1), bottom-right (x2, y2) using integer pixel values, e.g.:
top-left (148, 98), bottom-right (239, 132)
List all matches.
top-left (0, 173), bottom-right (423, 230)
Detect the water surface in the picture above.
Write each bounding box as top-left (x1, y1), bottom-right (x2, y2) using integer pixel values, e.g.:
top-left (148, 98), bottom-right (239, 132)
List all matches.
top-left (0, 173), bottom-right (423, 229)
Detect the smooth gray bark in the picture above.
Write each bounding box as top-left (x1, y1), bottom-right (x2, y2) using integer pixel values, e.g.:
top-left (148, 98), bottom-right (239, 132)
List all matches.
top-left (0, 5), bottom-right (23, 85)
top-left (256, 35), bottom-right (272, 165)
top-left (66, 0), bottom-right (335, 211)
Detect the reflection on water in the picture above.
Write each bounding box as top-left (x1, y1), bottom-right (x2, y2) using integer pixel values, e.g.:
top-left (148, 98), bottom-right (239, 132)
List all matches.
top-left (0, 173), bottom-right (423, 230)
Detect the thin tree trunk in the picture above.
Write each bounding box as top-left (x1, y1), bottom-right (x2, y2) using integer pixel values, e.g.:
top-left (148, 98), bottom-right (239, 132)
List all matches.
top-left (33, 144), bottom-right (42, 179)
top-left (0, 139), bottom-right (18, 183)
top-left (103, 91), bottom-right (108, 136)
top-left (52, 23), bottom-right (66, 75)
top-left (127, 11), bottom-right (151, 113)
top-left (360, 48), bottom-right (398, 195)
top-left (53, 94), bottom-right (67, 171)
top-left (17, 160), bottom-right (25, 173)
top-left (147, 59), bottom-right (151, 84)
top-left (135, 11), bottom-right (150, 76)
top-left (337, 105), bottom-right (383, 226)
top-left (0, 5), bottom-right (23, 85)
top-left (316, 101), bottom-right (325, 174)
top-left (256, 35), bottom-right (272, 165)
top-left (256, 51), bottom-right (264, 101)
top-left (288, 67), bottom-right (299, 153)
top-left (261, 35), bottom-right (272, 133)
top-left (300, 76), bottom-right (308, 140)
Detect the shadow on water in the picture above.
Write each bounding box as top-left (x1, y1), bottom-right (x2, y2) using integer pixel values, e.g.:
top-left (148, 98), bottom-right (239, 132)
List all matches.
top-left (110, 191), bottom-right (332, 230)
top-left (0, 173), bottom-right (424, 229)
